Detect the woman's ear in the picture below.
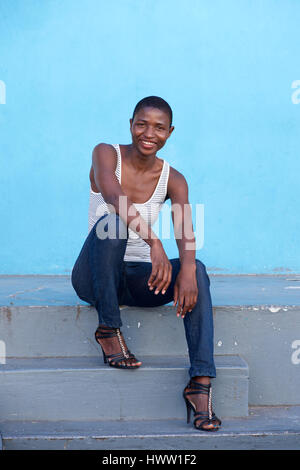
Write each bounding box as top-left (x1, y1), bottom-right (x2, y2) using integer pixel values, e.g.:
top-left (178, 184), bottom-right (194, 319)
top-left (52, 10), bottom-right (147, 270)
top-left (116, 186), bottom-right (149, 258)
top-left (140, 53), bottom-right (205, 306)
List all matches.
top-left (168, 125), bottom-right (175, 137)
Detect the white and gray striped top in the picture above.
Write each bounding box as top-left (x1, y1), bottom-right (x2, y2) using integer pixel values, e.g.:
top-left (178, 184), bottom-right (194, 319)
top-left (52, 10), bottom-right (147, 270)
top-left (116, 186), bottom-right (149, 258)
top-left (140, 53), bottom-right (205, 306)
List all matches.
top-left (88, 144), bottom-right (170, 262)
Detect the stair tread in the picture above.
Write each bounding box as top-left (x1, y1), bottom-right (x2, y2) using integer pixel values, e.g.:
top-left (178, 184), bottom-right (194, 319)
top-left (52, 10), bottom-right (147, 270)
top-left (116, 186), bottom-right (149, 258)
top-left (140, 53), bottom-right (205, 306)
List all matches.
top-left (0, 354), bottom-right (248, 373)
top-left (1, 406), bottom-right (300, 439)
top-left (1, 274), bottom-right (300, 306)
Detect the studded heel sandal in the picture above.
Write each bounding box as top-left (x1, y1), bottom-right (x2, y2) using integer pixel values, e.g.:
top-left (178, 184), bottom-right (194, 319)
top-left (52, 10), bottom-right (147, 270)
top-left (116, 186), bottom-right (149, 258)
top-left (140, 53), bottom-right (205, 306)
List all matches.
top-left (95, 325), bottom-right (142, 369)
top-left (183, 379), bottom-right (222, 432)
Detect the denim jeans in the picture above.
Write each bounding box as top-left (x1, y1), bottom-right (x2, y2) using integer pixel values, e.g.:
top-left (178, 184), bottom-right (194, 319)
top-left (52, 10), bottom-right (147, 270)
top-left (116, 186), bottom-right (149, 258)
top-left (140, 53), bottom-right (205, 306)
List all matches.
top-left (71, 213), bottom-right (216, 378)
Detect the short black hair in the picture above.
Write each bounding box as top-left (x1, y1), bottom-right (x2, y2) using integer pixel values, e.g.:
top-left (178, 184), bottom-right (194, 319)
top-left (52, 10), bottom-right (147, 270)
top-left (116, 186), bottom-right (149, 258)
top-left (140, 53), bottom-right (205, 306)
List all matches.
top-left (132, 96), bottom-right (173, 127)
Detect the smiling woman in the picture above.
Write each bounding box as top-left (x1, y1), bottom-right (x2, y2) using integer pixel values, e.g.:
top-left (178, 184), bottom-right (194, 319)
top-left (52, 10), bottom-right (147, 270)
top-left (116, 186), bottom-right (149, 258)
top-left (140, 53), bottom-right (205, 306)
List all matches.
top-left (71, 96), bottom-right (221, 432)
top-left (130, 111), bottom-right (171, 153)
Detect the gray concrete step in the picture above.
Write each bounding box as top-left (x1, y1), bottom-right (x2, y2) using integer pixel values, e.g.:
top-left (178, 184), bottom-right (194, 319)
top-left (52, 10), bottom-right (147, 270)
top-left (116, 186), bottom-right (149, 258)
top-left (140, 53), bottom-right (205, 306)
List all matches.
top-left (1, 274), bottom-right (300, 407)
top-left (1, 405), bottom-right (300, 450)
top-left (0, 304), bottom-right (189, 358)
top-left (0, 355), bottom-right (248, 422)
top-left (1, 302), bottom-right (300, 368)
top-left (214, 305), bottom-right (300, 406)
top-left (1, 302), bottom-right (299, 407)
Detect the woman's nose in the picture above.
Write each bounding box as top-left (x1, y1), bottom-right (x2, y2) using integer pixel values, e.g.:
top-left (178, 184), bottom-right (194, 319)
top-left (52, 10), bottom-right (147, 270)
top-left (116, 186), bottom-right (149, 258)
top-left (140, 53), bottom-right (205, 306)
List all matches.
top-left (143, 126), bottom-right (155, 138)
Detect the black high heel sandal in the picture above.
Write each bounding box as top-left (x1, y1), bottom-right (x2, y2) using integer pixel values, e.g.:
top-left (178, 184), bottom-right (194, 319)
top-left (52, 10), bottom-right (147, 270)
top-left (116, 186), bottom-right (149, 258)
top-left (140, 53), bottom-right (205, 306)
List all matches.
top-left (95, 325), bottom-right (142, 369)
top-left (183, 379), bottom-right (222, 432)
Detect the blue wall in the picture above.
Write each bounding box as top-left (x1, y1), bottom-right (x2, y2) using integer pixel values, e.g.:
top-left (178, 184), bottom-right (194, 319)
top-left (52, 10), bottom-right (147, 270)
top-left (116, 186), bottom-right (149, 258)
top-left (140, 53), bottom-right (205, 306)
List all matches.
top-left (0, 0), bottom-right (299, 274)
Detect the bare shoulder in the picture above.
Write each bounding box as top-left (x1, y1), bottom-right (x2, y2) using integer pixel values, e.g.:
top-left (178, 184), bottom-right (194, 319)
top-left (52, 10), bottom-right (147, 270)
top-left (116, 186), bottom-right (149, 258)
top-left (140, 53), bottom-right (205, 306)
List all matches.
top-left (169, 166), bottom-right (188, 185)
top-left (90, 143), bottom-right (120, 192)
top-left (166, 166), bottom-right (189, 201)
top-left (92, 143), bottom-right (118, 171)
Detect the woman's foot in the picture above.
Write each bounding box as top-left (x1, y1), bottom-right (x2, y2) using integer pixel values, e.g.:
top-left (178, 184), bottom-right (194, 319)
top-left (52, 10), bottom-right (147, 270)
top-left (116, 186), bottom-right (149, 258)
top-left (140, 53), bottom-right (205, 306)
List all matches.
top-left (183, 376), bottom-right (221, 431)
top-left (95, 325), bottom-right (142, 368)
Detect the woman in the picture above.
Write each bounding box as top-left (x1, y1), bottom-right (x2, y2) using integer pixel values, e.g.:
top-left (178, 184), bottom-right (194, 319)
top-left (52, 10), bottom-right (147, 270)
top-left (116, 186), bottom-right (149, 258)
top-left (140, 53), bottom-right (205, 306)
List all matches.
top-left (71, 96), bottom-right (221, 431)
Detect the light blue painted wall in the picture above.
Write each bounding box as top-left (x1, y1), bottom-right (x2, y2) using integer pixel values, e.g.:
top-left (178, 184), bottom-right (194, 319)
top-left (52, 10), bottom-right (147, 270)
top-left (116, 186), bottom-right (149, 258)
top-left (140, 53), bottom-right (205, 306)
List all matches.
top-left (0, 0), bottom-right (299, 274)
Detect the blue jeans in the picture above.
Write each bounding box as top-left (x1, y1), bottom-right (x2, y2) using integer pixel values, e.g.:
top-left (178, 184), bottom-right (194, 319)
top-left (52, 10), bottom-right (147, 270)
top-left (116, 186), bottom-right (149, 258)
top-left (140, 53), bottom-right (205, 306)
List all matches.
top-left (71, 214), bottom-right (216, 378)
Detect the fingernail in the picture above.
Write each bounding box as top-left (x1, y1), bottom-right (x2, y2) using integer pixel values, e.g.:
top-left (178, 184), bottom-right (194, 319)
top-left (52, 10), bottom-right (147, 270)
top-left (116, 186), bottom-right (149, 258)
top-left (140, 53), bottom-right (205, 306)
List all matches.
top-left (155, 290), bottom-right (159, 295)
top-left (162, 290), bottom-right (166, 294)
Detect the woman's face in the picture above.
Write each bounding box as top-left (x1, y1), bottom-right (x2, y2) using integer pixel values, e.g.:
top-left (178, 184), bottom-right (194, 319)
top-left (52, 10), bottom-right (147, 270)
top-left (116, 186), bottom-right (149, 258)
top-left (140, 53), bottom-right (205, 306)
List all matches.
top-left (130, 106), bottom-right (174, 154)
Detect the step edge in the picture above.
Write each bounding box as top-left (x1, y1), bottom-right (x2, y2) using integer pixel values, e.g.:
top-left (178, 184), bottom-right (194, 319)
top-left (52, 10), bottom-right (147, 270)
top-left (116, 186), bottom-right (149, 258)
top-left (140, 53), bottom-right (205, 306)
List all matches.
top-left (3, 430), bottom-right (300, 441)
top-left (0, 354), bottom-right (249, 374)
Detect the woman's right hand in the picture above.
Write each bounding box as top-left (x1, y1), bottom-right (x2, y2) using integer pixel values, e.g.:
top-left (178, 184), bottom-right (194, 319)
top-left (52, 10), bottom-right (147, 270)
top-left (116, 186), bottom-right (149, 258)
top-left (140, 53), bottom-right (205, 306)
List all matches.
top-left (148, 239), bottom-right (172, 295)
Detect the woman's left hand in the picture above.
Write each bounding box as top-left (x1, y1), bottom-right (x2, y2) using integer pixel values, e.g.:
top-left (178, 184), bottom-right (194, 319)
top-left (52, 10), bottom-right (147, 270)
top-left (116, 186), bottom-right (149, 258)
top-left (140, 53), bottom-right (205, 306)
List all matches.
top-left (173, 264), bottom-right (198, 318)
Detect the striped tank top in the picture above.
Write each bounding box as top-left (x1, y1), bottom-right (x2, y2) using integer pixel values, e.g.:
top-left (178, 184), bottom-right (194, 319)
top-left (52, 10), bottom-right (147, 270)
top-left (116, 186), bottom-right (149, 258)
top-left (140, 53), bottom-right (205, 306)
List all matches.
top-left (88, 144), bottom-right (170, 262)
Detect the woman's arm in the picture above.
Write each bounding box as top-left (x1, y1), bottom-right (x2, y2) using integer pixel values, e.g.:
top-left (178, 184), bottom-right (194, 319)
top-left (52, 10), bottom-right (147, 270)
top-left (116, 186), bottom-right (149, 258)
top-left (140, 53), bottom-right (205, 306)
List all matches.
top-left (167, 167), bottom-right (198, 317)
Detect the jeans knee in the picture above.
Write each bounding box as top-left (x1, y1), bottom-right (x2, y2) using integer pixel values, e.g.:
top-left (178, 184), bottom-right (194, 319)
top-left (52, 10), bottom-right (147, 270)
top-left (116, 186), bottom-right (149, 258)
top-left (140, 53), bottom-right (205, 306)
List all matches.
top-left (195, 258), bottom-right (210, 285)
top-left (195, 258), bottom-right (206, 271)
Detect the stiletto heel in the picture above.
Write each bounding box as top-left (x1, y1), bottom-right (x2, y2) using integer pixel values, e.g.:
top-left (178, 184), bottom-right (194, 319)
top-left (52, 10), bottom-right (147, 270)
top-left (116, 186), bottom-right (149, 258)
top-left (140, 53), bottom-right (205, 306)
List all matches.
top-left (101, 348), bottom-right (107, 364)
top-left (184, 397), bottom-right (192, 423)
top-left (95, 325), bottom-right (141, 369)
top-left (183, 379), bottom-right (222, 432)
